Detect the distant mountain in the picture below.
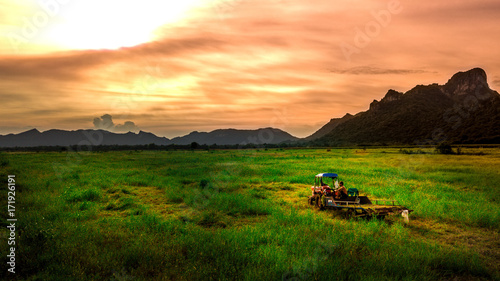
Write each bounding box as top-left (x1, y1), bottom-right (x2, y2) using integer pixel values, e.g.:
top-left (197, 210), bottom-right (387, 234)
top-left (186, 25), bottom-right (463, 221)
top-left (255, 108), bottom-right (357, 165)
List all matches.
top-left (0, 127), bottom-right (298, 148)
top-left (305, 113), bottom-right (354, 141)
top-left (310, 68), bottom-right (500, 145)
top-left (171, 128), bottom-right (298, 145)
top-left (0, 129), bottom-right (171, 147)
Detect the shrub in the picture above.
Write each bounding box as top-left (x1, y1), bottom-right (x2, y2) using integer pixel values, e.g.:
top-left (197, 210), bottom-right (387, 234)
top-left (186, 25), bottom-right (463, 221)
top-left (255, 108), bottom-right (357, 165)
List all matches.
top-left (199, 179), bottom-right (210, 188)
top-left (436, 143), bottom-right (454, 154)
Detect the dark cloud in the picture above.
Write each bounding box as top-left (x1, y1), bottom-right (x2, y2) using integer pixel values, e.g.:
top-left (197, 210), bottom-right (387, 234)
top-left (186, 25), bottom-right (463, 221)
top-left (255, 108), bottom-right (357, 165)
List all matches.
top-left (0, 50), bottom-right (116, 81)
top-left (329, 67), bottom-right (434, 75)
top-left (402, 0), bottom-right (500, 22)
top-left (93, 114), bottom-right (114, 131)
top-left (0, 36), bottom-right (226, 81)
top-left (115, 121), bottom-right (140, 133)
top-left (93, 114), bottom-right (139, 133)
top-left (0, 93), bottom-right (19, 104)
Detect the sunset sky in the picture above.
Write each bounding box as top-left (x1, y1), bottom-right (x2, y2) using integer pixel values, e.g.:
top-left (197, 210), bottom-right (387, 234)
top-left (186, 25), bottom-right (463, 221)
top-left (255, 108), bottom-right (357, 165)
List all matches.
top-left (1, 0), bottom-right (499, 138)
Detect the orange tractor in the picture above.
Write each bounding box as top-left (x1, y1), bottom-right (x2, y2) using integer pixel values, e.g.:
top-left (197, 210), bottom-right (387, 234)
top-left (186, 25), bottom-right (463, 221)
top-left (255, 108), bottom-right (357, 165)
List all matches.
top-left (308, 173), bottom-right (412, 221)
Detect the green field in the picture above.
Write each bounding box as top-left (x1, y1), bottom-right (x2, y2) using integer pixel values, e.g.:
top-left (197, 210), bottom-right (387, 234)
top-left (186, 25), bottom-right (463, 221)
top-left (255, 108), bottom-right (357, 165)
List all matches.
top-left (1, 148), bottom-right (499, 280)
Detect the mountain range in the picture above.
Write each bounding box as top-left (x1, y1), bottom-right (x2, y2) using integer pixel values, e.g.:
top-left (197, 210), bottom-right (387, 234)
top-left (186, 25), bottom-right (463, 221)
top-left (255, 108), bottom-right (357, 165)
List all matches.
top-left (0, 127), bottom-right (297, 148)
top-left (170, 128), bottom-right (298, 145)
top-left (1, 68), bottom-right (498, 148)
top-left (0, 129), bottom-right (171, 147)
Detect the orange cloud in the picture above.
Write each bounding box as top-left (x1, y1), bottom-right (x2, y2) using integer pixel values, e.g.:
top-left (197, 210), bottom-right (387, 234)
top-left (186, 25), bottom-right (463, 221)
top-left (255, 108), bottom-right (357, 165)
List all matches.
top-left (0, 0), bottom-right (499, 138)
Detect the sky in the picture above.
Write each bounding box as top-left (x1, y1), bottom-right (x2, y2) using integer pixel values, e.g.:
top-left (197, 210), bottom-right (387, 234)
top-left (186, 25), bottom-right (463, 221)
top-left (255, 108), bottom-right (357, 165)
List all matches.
top-left (1, 0), bottom-right (499, 138)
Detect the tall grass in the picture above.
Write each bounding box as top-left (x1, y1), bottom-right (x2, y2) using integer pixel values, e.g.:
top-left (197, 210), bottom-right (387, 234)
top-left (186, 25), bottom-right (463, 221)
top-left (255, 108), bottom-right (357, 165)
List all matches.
top-left (1, 148), bottom-right (498, 280)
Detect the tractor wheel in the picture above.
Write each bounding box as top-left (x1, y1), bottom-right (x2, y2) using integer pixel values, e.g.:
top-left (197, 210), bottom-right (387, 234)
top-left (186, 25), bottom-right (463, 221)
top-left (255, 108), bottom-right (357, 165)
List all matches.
top-left (308, 196), bottom-right (315, 206)
top-left (315, 195), bottom-right (324, 210)
top-left (343, 208), bottom-right (355, 219)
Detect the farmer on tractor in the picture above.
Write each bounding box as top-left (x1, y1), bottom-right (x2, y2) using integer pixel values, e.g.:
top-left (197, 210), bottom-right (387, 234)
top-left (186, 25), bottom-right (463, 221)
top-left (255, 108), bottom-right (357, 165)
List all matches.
top-left (335, 181), bottom-right (348, 199)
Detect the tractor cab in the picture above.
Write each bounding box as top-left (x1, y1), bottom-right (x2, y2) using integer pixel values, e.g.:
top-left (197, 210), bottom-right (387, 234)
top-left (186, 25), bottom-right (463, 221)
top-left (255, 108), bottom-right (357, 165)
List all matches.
top-left (311, 173), bottom-right (361, 203)
top-left (311, 173), bottom-right (339, 196)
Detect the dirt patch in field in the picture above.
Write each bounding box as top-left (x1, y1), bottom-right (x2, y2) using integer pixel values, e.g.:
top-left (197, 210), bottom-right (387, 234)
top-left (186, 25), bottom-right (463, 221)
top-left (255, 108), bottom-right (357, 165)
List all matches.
top-left (132, 186), bottom-right (188, 217)
top-left (98, 185), bottom-right (190, 219)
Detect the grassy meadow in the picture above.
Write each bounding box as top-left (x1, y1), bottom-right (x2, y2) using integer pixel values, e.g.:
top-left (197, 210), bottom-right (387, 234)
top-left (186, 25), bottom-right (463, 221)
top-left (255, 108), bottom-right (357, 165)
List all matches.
top-left (1, 147), bottom-right (499, 280)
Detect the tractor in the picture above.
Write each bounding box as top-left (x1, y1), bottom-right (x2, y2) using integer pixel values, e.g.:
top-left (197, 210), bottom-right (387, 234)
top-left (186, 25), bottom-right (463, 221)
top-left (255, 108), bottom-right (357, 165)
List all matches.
top-left (308, 173), bottom-right (412, 221)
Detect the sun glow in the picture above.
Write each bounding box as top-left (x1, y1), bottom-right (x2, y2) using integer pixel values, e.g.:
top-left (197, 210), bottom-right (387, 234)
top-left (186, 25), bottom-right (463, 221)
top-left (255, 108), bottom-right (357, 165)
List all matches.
top-left (39, 0), bottom-right (206, 50)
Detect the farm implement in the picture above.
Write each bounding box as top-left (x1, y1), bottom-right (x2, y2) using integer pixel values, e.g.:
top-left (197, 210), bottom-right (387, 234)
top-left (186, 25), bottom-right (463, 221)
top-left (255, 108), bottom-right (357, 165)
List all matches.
top-left (307, 173), bottom-right (412, 221)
